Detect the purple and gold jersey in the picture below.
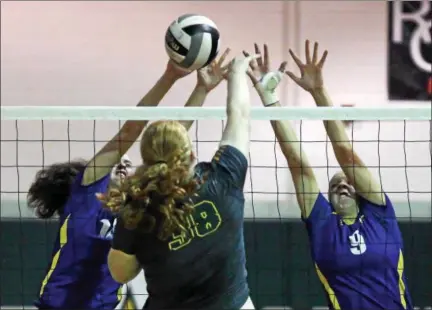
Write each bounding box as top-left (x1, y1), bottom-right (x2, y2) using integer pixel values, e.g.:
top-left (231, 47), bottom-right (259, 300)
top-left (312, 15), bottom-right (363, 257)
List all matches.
top-left (303, 193), bottom-right (413, 310)
top-left (35, 171), bottom-right (122, 309)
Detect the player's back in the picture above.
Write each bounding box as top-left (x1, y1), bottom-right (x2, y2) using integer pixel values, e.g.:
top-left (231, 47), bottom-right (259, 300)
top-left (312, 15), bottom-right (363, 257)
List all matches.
top-left (35, 172), bottom-right (121, 309)
top-left (134, 145), bottom-right (249, 309)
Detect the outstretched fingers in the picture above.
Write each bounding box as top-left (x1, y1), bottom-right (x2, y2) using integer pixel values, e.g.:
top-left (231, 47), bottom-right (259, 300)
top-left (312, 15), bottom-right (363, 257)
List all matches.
top-left (305, 39), bottom-right (312, 64)
top-left (254, 43), bottom-right (263, 68)
top-left (244, 54), bottom-right (261, 63)
top-left (242, 50), bottom-right (257, 71)
top-left (289, 49), bottom-right (304, 70)
top-left (278, 61), bottom-right (288, 73)
top-left (312, 42), bottom-right (318, 64)
top-left (317, 50), bottom-right (328, 69)
top-left (217, 48), bottom-right (231, 68)
top-left (263, 44), bottom-right (270, 70)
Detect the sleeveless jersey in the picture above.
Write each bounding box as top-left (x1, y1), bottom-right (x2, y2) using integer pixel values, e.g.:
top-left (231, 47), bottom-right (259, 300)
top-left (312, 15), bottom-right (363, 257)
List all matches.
top-left (303, 193), bottom-right (413, 310)
top-left (35, 171), bottom-right (122, 309)
top-left (112, 145), bottom-right (250, 310)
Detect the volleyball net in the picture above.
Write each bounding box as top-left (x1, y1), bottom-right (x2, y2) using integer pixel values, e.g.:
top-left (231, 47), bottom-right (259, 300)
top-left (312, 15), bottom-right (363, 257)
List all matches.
top-left (1, 106), bottom-right (431, 309)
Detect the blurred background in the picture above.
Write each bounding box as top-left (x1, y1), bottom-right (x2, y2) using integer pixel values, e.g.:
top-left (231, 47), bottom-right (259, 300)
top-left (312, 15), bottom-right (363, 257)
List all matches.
top-left (1, 1), bottom-right (431, 309)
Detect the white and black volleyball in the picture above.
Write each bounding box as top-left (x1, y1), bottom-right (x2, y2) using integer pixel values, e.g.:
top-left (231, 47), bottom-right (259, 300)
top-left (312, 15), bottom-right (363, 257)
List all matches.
top-left (165, 14), bottom-right (220, 71)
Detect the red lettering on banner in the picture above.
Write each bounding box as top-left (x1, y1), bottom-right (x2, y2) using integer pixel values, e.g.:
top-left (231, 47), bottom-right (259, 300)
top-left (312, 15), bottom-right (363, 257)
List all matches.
top-left (428, 77), bottom-right (432, 95)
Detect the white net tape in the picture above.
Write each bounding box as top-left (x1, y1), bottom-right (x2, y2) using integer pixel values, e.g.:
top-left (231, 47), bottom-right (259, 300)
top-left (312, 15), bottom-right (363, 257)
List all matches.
top-left (2, 106), bottom-right (431, 120)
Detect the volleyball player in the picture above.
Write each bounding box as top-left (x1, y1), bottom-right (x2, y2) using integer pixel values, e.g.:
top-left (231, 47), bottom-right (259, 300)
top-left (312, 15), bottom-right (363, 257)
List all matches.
top-left (97, 55), bottom-right (258, 310)
top-left (27, 50), bottom-right (231, 310)
top-left (245, 41), bottom-right (413, 310)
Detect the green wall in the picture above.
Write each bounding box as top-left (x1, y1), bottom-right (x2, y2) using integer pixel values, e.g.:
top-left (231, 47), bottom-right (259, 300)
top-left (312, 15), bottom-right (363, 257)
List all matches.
top-left (1, 219), bottom-right (431, 309)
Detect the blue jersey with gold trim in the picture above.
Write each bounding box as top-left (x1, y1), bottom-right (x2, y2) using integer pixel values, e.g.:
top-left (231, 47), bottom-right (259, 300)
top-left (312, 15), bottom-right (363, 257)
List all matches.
top-left (35, 171), bottom-right (122, 309)
top-left (112, 145), bottom-right (250, 310)
top-left (304, 193), bottom-right (413, 310)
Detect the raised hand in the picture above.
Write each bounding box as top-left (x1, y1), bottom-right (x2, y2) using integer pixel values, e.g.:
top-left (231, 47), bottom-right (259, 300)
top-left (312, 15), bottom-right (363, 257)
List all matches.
top-left (197, 48), bottom-right (231, 93)
top-left (243, 44), bottom-right (286, 106)
top-left (285, 40), bottom-right (328, 92)
top-left (243, 43), bottom-right (287, 85)
top-left (164, 60), bottom-right (193, 82)
top-left (228, 54), bottom-right (261, 75)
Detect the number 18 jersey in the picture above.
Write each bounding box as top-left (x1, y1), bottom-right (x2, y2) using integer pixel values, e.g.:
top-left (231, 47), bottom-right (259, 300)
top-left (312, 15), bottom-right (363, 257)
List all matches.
top-left (112, 145), bottom-right (250, 310)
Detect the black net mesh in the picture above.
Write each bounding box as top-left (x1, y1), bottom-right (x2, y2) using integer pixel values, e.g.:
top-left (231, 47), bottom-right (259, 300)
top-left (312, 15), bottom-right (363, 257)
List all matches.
top-left (1, 118), bottom-right (431, 309)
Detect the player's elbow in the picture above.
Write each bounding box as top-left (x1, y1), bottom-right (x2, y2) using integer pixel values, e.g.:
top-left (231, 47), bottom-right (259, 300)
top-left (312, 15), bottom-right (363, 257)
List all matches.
top-left (109, 269), bottom-right (129, 284)
top-left (108, 249), bottom-right (140, 284)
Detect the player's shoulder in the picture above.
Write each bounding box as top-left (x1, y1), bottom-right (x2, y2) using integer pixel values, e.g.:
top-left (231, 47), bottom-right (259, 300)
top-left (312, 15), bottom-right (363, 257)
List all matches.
top-left (213, 145), bottom-right (248, 167)
top-left (73, 170), bottom-right (111, 193)
top-left (359, 193), bottom-right (396, 220)
top-left (63, 171), bottom-right (110, 216)
top-left (303, 192), bottom-right (333, 221)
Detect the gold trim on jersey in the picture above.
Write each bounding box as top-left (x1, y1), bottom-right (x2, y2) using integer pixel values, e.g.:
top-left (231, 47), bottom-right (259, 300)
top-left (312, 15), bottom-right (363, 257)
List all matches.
top-left (39, 215), bottom-right (70, 296)
top-left (315, 263), bottom-right (341, 310)
top-left (397, 249), bottom-right (407, 309)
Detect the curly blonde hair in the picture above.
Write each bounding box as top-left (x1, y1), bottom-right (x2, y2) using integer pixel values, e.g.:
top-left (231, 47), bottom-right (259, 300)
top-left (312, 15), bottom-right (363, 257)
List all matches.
top-left (101, 121), bottom-right (197, 240)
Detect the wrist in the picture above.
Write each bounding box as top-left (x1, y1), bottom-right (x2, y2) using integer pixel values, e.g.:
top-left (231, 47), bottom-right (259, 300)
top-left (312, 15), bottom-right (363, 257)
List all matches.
top-left (161, 71), bottom-right (179, 86)
top-left (256, 86), bottom-right (279, 106)
top-left (259, 93), bottom-right (279, 106)
top-left (265, 101), bottom-right (280, 107)
top-left (310, 87), bottom-right (325, 99)
top-left (310, 87), bottom-right (334, 108)
top-left (256, 71), bottom-right (282, 106)
top-left (194, 84), bottom-right (209, 94)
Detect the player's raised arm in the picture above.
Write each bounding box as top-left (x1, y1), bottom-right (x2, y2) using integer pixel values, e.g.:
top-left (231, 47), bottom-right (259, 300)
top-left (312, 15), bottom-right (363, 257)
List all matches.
top-left (244, 44), bottom-right (319, 218)
top-left (219, 54), bottom-right (259, 157)
top-left (286, 40), bottom-right (385, 206)
top-left (179, 48), bottom-right (231, 130)
top-left (82, 62), bottom-right (191, 186)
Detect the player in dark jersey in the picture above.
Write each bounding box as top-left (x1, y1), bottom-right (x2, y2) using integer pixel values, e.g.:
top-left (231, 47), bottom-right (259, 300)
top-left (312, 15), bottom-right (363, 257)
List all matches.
top-left (244, 41), bottom-right (413, 310)
top-left (26, 51), bottom-right (231, 310)
top-left (97, 55), bottom-right (258, 310)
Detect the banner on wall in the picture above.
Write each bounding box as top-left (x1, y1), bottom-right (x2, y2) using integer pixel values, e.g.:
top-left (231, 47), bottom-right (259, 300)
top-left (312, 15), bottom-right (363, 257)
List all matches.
top-left (388, 0), bottom-right (431, 101)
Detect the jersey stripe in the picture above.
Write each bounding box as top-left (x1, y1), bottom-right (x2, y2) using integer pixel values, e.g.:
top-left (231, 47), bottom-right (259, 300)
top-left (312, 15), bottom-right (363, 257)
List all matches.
top-left (397, 250), bottom-right (407, 309)
top-left (315, 263), bottom-right (341, 310)
top-left (39, 215), bottom-right (70, 296)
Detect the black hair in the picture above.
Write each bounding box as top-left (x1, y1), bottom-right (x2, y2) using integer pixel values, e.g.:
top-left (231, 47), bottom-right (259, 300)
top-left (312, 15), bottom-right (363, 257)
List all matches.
top-left (27, 160), bottom-right (87, 219)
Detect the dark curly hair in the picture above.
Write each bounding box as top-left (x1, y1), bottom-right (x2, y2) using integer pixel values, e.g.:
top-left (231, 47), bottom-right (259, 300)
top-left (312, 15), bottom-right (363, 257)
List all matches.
top-left (27, 160), bottom-right (87, 218)
top-left (99, 121), bottom-right (198, 241)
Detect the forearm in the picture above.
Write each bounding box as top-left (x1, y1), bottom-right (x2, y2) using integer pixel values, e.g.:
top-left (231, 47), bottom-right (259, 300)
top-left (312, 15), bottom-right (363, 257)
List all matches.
top-left (220, 72), bottom-right (251, 156)
top-left (178, 85), bottom-right (208, 130)
top-left (311, 88), bottom-right (350, 147)
top-left (269, 102), bottom-right (312, 170)
top-left (269, 102), bottom-right (318, 216)
top-left (137, 74), bottom-right (175, 108)
top-left (82, 75), bottom-right (176, 185)
top-left (311, 88), bottom-right (368, 180)
top-left (227, 72), bottom-right (250, 117)
top-left (112, 75), bottom-right (176, 153)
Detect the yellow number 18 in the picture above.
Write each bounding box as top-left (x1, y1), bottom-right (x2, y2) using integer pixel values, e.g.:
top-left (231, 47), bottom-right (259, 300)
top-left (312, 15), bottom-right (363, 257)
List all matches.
top-left (168, 200), bottom-right (222, 251)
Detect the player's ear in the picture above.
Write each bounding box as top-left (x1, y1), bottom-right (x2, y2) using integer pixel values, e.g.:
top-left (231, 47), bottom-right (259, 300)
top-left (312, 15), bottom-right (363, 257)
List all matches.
top-left (190, 151), bottom-right (196, 163)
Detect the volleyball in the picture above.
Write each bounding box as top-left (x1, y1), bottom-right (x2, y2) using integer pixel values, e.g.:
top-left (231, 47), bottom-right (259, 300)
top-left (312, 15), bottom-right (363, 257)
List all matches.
top-left (165, 14), bottom-right (220, 71)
